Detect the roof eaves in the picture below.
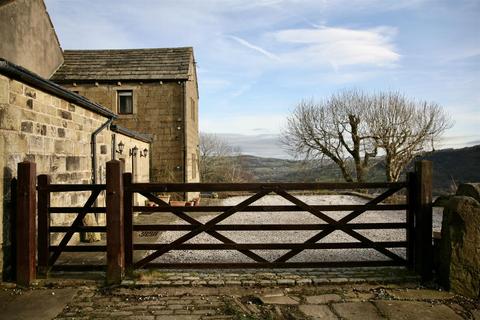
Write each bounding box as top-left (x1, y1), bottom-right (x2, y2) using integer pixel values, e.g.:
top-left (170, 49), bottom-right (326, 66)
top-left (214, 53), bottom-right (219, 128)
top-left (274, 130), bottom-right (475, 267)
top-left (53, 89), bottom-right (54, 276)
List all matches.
top-left (52, 75), bottom-right (190, 83)
top-left (110, 124), bottom-right (153, 143)
top-left (0, 58), bottom-right (116, 119)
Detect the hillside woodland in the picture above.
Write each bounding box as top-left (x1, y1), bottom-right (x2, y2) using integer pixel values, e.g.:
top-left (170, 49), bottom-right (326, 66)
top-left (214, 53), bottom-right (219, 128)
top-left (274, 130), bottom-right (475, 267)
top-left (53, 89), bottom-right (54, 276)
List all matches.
top-left (232, 145), bottom-right (480, 195)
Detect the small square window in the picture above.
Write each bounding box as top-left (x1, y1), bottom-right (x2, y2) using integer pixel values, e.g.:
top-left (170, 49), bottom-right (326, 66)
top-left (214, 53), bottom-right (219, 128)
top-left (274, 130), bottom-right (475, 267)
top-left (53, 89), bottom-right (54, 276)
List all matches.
top-left (118, 90), bottom-right (133, 114)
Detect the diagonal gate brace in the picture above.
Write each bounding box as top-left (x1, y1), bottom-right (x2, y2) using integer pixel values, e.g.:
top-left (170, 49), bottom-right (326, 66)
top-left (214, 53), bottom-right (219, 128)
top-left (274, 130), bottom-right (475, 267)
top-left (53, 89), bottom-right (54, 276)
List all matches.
top-left (134, 190), bottom-right (271, 268)
top-left (48, 189), bottom-right (102, 266)
top-left (273, 186), bottom-right (405, 263)
top-left (140, 192), bottom-right (269, 264)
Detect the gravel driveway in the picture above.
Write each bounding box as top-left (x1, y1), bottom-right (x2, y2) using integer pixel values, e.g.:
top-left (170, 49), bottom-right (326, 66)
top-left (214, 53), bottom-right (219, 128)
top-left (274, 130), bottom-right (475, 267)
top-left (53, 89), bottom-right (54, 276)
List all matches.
top-left (135, 195), bottom-right (443, 264)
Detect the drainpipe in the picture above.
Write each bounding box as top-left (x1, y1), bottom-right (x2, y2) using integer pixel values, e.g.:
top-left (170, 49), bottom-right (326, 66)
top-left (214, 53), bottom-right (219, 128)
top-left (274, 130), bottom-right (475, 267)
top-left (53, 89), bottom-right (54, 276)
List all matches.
top-left (111, 133), bottom-right (116, 160)
top-left (91, 117), bottom-right (114, 184)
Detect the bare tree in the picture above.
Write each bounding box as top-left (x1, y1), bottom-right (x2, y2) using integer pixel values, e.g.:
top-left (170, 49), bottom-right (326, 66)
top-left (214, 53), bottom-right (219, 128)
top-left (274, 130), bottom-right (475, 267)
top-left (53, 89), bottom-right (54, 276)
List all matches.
top-left (281, 90), bottom-right (377, 182)
top-left (282, 90), bottom-right (452, 183)
top-left (199, 133), bottom-right (247, 183)
top-left (368, 92), bottom-right (452, 181)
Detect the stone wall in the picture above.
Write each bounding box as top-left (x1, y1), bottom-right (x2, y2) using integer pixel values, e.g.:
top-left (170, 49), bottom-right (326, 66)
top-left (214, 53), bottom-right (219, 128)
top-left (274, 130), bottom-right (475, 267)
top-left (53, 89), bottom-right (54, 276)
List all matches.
top-left (113, 131), bottom-right (150, 206)
top-left (438, 183), bottom-right (480, 299)
top-left (184, 62), bottom-right (200, 184)
top-left (0, 75), bottom-right (150, 279)
top-left (0, 0), bottom-right (63, 78)
top-left (62, 78), bottom-right (199, 190)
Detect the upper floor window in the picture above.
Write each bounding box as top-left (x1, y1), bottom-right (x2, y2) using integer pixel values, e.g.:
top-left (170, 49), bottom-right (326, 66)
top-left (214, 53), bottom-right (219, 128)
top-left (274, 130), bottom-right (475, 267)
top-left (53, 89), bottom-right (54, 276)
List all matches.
top-left (118, 90), bottom-right (133, 114)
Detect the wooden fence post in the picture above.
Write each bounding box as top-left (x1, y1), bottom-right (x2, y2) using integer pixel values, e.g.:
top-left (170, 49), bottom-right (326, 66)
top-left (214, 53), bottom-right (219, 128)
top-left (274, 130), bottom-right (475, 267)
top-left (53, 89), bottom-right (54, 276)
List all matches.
top-left (37, 174), bottom-right (51, 277)
top-left (406, 172), bottom-right (416, 270)
top-left (16, 161), bottom-right (36, 286)
top-left (414, 160), bottom-right (433, 281)
top-left (123, 172), bottom-right (133, 273)
top-left (106, 160), bottom-right (124, 284)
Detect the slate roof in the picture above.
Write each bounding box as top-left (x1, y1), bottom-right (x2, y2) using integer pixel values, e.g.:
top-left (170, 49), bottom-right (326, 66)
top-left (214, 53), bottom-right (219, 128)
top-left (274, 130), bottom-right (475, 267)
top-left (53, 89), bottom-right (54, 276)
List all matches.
top-left (51, 47), bottom-right (193, 82)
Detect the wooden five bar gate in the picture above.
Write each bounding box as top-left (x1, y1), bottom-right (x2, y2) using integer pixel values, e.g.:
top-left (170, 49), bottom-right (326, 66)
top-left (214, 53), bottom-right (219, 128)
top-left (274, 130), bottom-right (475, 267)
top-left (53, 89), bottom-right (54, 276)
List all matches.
top-left (12, 160), bottom-right (433, 286)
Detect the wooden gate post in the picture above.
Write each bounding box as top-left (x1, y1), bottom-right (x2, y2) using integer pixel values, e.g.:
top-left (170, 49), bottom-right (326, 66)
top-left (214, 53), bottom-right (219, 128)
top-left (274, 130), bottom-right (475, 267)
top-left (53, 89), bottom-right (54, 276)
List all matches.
top-left (414, 160), bottom-right (433, 281)
top-left (106, 160), bottom-right (124, 284)
top-left (406, 172), bottom-right (416, 270)
top-left (38, 174), bottom-right (51, 277)
top-left (16, 161), bottom-right (36, 286)
top-left (123, 172), bottom-right (133, 273)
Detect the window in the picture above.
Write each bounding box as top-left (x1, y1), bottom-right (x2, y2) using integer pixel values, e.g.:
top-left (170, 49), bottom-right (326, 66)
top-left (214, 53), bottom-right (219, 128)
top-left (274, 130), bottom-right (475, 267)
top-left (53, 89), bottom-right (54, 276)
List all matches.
top-left (190, 97), bottom-right (195, 122)
top-left (118, 90), bottom-right (133, 114)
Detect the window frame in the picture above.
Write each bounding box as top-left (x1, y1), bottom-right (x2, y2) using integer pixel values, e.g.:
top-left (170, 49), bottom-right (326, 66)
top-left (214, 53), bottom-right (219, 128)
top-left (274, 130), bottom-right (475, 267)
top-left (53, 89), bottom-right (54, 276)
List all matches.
top-left (117, 90), bottom-right (134, 115)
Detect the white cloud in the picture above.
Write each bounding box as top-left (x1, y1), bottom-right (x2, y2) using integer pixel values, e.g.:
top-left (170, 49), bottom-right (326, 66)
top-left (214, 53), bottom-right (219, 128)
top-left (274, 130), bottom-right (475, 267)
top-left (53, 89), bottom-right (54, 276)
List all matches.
top-left (45, 0), bottom-right (478, 152)
top-left (271, 26), bottom-right (400, 68)
top-left (227, 35), bottom-right (281, 61)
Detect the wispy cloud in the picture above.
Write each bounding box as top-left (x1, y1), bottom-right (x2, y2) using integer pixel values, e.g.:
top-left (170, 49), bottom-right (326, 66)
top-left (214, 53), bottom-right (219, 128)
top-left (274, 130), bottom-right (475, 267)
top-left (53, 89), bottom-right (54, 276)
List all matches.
top-left (271, 26), bottom-right (400, 68)
top-left (230, 83), bottom-right (254, 98)
top-left (227, 35), bottom-right (281, 61)
top-left (45, 0), bottom-right (479, 156)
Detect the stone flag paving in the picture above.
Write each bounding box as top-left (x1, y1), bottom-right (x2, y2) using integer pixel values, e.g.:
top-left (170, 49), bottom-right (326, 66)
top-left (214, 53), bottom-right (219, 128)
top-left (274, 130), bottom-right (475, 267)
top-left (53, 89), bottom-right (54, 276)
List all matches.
top-left (56, 285), bottom-right (478, 319)
top-left (1, 267), bottom-right (479, 319)
top-left (51, 284), bottom-right (480, 320)
top-left (1, 280), bottom-right (478, 319)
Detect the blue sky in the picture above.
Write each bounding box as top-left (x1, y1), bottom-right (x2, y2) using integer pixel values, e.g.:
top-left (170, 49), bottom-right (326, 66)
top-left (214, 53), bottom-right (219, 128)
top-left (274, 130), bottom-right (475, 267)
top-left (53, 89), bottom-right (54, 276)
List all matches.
top-left (45, 0), bottom-right (480, 158)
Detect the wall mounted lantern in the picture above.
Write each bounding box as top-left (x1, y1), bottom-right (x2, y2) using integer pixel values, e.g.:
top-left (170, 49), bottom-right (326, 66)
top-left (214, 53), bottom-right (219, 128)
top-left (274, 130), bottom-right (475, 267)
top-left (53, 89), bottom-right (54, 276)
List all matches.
top-left (130, 146), bottom-right (138, 157)
top-left (116, 141), bottom-right (124, 154)
top-left (140, 148), bottom-right (149, 158)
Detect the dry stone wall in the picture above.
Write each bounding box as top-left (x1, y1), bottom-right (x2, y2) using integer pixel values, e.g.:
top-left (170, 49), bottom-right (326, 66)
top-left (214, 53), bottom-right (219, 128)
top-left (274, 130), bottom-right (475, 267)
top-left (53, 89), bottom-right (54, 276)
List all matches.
top-left (184, 63), bottom-right (200, 184)
top-left (438, 183), bottom-right (480, 299)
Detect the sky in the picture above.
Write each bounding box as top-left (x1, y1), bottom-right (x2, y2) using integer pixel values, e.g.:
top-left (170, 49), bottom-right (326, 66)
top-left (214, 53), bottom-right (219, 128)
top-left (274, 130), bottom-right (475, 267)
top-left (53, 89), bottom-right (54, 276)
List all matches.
top-left (45, 0), bottom-right (480, 158)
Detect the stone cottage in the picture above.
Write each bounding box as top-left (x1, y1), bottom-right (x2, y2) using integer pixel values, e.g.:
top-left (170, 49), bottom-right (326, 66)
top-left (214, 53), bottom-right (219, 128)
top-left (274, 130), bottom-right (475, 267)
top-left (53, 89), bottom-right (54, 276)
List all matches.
top-left (0, 0), bottom-right (200, 279)
top-left (50, 48), bottom-right (200, 186)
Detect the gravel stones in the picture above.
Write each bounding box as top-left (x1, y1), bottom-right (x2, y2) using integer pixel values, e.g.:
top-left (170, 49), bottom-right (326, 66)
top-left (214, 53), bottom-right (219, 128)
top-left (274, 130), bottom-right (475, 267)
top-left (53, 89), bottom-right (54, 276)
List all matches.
top-left (144, 194), bottom-right (437, 265)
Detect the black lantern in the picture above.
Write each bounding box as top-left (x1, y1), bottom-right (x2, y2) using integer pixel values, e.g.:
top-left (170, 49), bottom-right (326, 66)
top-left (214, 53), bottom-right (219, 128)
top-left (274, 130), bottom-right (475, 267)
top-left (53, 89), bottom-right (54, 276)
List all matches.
top-left (140, 148), bottom-right (148, 157)
top-left (116, 141), bottom-right (124, 154)
top-left (130, 146), bottom-right (138, 157)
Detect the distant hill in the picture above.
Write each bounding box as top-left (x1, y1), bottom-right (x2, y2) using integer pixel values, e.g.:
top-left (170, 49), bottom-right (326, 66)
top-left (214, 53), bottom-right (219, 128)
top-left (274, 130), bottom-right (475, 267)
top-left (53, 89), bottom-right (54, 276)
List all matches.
top-left (236, 145), bottom-right (480, 195)
top-left (419, 145), bottom-right (480, 194)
